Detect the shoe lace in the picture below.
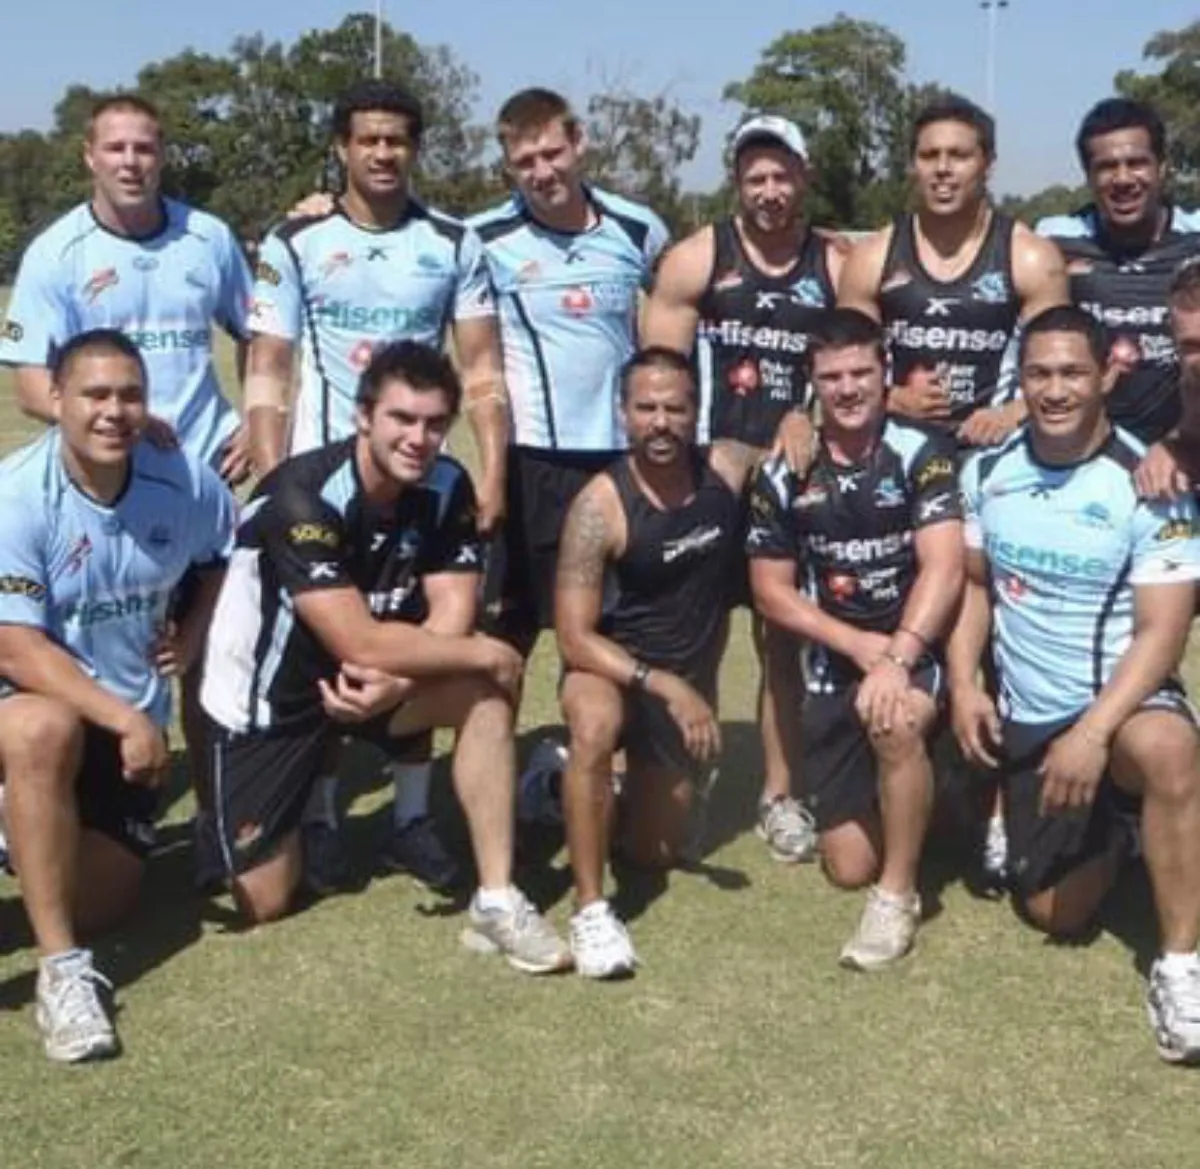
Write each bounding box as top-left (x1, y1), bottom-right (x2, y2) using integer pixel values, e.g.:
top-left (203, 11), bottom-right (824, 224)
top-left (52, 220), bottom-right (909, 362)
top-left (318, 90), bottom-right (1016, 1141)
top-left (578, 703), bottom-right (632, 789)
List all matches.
top-left (573, 907), bottom-right (616, 947)
top-left (767, 798), bottom-right (814, 843)
top-left (51, 963), bottom-right (112, 1031)
top-left (1162, 965), bottom-right (1200, 1024)
top-left (861, 891), bottom-right (915, 943)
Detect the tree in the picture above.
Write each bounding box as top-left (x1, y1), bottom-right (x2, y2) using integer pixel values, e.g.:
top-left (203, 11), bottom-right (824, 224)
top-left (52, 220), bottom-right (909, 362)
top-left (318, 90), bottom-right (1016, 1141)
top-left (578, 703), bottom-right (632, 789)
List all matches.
top-left (723, 15), bottom-right (937, 229)
top-left (997, 183), bottom-right (1090, 226)
top-left (1116, 20), bottom-right (1200, 205)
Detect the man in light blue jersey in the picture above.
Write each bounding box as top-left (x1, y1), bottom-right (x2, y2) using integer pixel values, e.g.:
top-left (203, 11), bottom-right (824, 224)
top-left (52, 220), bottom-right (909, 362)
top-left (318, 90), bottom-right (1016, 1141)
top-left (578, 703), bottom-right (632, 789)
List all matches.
top-left (949, 306), bottom-right (1200, 1064)
top-left (0, 330), bottom-right (236, 1064)
top-left (244, 80), bottom-right (508, 893)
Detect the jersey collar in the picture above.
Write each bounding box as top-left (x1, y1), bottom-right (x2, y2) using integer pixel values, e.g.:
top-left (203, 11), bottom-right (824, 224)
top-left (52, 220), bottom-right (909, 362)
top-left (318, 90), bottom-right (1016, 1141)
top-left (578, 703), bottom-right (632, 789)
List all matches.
top-left (88, 197), bottom-right (169, 243)
top-left (334, 195), bottom-right (425, 234)
top-left (515, 184), bottom-right (601, 237)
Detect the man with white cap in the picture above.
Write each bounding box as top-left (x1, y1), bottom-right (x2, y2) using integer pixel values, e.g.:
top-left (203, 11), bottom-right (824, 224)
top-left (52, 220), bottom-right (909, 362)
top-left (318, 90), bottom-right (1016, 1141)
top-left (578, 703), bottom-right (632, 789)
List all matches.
top-left (643, 114), bottom-right (843, 863)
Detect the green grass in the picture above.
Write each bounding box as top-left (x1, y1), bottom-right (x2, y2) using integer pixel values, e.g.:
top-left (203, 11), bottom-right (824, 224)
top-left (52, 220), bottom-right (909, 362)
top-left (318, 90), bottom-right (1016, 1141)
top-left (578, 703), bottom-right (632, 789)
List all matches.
top-left (2, 292), bottom-right (1200, 1168)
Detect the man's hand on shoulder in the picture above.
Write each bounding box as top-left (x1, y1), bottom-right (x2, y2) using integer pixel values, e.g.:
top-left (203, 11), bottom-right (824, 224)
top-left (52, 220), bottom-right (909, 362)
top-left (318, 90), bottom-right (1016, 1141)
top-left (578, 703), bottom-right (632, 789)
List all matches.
top-left (889, 366), bottom-right (951, 422)
top-left (1136, 440), bottom-right (1193, 501)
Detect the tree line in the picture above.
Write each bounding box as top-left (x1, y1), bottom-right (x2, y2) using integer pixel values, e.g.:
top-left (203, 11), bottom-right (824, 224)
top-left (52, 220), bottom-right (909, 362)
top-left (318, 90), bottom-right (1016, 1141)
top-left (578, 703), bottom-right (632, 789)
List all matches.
top-left (1, 12), bottom-right (1197, 278)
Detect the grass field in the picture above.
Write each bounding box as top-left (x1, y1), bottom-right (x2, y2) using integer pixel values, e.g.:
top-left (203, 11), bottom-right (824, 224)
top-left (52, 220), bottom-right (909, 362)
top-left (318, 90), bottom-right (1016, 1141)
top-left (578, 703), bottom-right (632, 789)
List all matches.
top-left (2, 293), bottom-right (1200, 1168)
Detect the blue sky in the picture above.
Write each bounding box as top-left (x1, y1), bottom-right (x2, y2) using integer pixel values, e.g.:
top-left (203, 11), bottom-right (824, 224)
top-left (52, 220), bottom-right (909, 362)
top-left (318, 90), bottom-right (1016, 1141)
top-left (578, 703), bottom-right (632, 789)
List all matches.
top-left (3, 1), bottom-right (1194, 196)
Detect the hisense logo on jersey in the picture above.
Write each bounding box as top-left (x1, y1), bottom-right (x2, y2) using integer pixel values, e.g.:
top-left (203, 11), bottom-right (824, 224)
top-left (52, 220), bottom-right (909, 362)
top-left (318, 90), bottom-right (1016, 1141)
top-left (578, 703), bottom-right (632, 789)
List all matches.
top-left (57, 590), bottom-right (163, 627)
top-left (889, 320), bottom-right (1009, 354)
top-left (985, 535), bottom-right (1111, 579)
top-left (700, 319), bottom-right (809, 355)
top-left (312, 299), bottom-right (441, 334)
top-left (124, 325), bottom-right (213, 353)
top-left (809, 531), bottom-right (911, 563)
top-left (1079, 301), bottom-right (1169, 329)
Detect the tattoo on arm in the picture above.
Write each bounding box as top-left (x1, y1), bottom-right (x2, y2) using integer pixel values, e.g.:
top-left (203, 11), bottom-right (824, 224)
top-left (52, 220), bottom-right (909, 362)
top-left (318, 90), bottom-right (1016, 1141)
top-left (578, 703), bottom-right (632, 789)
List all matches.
top-left (558, 493), bottom-right (610, 588)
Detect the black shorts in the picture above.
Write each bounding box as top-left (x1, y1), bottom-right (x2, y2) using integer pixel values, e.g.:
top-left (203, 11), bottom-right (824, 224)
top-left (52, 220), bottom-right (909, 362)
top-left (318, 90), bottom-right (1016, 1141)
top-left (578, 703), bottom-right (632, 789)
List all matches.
top-left (801, 656), bottom-right (944, 832)
top-left (1001, 687), bottom-right (1198, 899)
top-left (482, 446), bottom-right (619, 648)
top-left (209, 713), bottom-right (425, 875)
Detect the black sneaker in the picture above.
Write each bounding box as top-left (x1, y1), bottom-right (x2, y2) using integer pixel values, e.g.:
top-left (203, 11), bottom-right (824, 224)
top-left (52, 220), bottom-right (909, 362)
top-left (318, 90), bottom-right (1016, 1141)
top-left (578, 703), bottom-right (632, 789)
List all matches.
top-left (302, 821), bottom-right (352, 896)
top-left (379, 817), bottom-right (461, 893)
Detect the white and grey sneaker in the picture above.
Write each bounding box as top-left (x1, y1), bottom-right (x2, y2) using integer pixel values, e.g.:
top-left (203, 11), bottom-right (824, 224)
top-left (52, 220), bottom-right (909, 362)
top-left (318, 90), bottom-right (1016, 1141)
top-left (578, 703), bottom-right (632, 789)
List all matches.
top-left (1147, 957), bottom-right (1200, 1064)
top-left (461, 888), bottom-right (573, 975)
top-left (839, 886), bottom-right (921, 972)
top-left (982, 813), bottom-right (1009, 889)
top-left (756, 796), bottom-right (817, 863)
top-left (570, 900), bottom-right (638, 980)
top-left (36, 949), bottom-right (119, 1063)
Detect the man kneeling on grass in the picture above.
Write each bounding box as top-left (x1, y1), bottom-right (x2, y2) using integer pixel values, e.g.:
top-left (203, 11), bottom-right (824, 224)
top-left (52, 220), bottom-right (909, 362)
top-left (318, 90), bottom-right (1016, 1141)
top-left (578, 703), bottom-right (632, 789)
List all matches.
top-left (747, 308), bottom-right (965, 970)
top-left (200, 340), bottom-right (570, 974)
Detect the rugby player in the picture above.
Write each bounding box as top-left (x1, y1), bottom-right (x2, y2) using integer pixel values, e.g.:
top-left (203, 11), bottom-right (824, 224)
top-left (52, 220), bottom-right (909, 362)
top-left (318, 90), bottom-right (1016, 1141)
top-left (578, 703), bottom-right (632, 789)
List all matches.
top-left (0, 329), bottom-right (236, 1062)
top-left (1038, 99), bottom-right (1200, 445)
top-left (246, 80), bottom-right (507, 891)
top-left (201, 341), bottom-right (570, 973)
top-left (554, 347), bottom-right (756, 978)
top-left (642, 114), bottom-right (839, 865)
top-left (747, 309), bottom-right (965, 970)
top-left (949, 305), bottom-right (1200, 1064)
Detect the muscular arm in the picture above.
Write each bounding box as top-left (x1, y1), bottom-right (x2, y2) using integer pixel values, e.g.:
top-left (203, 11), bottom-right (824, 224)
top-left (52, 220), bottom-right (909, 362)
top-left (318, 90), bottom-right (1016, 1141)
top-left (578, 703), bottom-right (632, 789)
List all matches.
top-left (15, 366), bottom-right (55, 425)
top-left (708, 439), bottom-right (761, 496)
top-left (1012, 224), bottom-right (1069, 322)
top-left (244, 334), bottom-right (295, 478)
top-left (640, 230), bottom-right (713, 355)
top-left (886, 520), bottom-right (966, 665)
top-left (835, 230), bottom-right (890, 321)
top-left (452, 314), bottom-right (509, 536)
top-left (420, 571), bottom-right (477, 637)
top-left (946, 548), bottom-right (993, 692)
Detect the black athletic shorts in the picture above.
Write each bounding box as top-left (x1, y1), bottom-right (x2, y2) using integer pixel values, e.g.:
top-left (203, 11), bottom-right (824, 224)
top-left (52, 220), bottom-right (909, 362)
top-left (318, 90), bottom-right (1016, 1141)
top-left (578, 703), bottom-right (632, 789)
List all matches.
top-left (482, 446), bottom-right (619, 649)
top-left (1001, 686), bottom-right (1198, 899)
top-left (801, 656), bottom-right (945, 832)
top-left (209, 713), bottom-right (426, 875)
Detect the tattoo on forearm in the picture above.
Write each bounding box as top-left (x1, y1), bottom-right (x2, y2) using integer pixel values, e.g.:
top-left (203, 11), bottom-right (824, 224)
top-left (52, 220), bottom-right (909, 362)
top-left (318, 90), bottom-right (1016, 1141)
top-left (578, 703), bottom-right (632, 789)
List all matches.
top-left (559, 494), bottom-right (609, 588)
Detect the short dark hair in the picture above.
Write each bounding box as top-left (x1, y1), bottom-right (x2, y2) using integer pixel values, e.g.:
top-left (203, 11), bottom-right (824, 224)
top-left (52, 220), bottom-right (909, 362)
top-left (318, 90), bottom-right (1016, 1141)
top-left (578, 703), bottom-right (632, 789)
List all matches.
top-left (87, 93), bottom-right (162, 141)
top-left (1018, 305), bottom-right (1109, 368)
top-left (355, 341), bottom-right (461, 415)
top-left (1075, 98), bottom-right (1166, 171)
top-left (51, 328), bottom-right (148, 387)
top-left (332, 80), bottom-right (424, 144)
top-left (807, 309), bottom-right (887, 372)
top-left (496, 88), bottom-right (578, 150)
top-left (911, 93), bottom-right (996, 161)
top-left (619, 346), bottom-right (695, 404)
top-left (1169, 257), bottom-right (1200, 312)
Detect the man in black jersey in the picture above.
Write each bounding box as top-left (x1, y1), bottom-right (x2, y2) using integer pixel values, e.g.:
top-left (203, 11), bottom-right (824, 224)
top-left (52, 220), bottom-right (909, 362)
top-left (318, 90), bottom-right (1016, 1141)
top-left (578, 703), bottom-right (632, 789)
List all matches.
top-left (554, 347), bottom-right (758, 979)
top-left (839, 94), bottom-right (1067, 449)
top-left (643, 114), bottom-right (839, 866)
top-left (200, 341), bottom-right (571, 973)
top-left (1038, 99), bottom-right (1200, 444)
top-left (748, 310), bottom-right (965, 971)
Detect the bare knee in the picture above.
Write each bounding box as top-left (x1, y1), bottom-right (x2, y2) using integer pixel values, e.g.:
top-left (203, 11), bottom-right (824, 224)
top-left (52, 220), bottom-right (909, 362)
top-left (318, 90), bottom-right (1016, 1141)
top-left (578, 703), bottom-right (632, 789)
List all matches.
top-left (869, 723), bottom-right (929, 768)
top-left (0, 698), bottom-right (83, 780)
top-left (1020, 888), bottom-right (1096, 939)
top-left (820, 831), bottom-right (878, 890)
top-left (564, 699), bottom-right (622, 769)
top-left (232, 876), bottom-right (295, 926)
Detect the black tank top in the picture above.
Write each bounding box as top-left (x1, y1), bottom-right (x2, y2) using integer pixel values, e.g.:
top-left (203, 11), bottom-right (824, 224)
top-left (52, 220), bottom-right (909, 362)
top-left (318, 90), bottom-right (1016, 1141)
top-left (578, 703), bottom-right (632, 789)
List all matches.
top-left (695, 219), bottom-right (836, 448)
top-left (879, 211), bottom-right (1021, 426)
top-left (602, 453), bottom-right (740, 676)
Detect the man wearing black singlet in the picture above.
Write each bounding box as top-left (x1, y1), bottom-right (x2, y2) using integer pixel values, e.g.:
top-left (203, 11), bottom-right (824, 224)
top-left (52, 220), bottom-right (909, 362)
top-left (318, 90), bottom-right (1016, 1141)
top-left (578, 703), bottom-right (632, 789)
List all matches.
top-left (839, 93), bottom-right (1067, 451)
top-left (554, 347), bottom-right (758, 980)
top-left (643, 114), bottom-right (842, 865)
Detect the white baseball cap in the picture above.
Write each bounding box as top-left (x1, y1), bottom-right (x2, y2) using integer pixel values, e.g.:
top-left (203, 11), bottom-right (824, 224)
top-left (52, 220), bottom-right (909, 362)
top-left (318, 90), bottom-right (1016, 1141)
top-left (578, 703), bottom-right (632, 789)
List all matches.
top-left (731, 114), bottom-right (809, 165)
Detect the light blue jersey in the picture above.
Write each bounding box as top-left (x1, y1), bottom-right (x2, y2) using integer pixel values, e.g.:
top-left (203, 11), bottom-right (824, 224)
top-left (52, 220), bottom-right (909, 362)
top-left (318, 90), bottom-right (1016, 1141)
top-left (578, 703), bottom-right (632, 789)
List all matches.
top-left (0, 432), bottom-right (237, 726)
top-left (470, 186), bottom-right (669, 451)
top-left (962, 429), bottom-right (1200, 725)
top-left (249, 201), bottom-right (494, 454)
top-left (0, 199), bottom-right (252, 465)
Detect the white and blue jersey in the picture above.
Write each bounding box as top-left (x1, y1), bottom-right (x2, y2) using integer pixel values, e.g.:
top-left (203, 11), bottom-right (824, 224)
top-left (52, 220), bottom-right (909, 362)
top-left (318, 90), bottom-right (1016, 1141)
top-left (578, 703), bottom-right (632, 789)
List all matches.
top-left (962, 428), bottom-right (1200, 725)
top-left (470, 186), bottom-right (668, 451)
top-left (249, 201), bottom-right (494, 455)
top-left (0, 198), bottom-right (252, 465)
top-left (0, 432), bottom-right (237, 726)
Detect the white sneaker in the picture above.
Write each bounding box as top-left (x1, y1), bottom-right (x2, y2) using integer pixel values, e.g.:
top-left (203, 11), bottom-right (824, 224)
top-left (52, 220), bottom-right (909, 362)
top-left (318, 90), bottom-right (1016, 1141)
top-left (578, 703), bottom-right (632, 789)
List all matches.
top-left (570, 900), bottom-right (638, 980)
top-left (461, 888), bottom-right (573, 975)
top-left (1147, 957), bottom-right (1200, 1064)
top-left (756, 796), bottom-right (818, 863)
top-left (982, 813), bottom-right (1008, 888)
top-left (839, 886), bottom-right (921, 972)
top-left (36, 949), bottom-right (119, 1063)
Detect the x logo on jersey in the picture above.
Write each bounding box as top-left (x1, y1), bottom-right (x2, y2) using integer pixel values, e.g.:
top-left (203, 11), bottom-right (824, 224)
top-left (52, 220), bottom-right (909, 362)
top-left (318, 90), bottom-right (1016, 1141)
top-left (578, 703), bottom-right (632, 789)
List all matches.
top-left (1028, 484), bottom-right (1056, 500)
top-left (309, 562), bottom-right (339, 582)
top-left (925, 298), bottom-right (959, 317)
top-left (756, 291), bottom-right (785, 311)
top-left (367, 247), bottom-right (389, 262)
top-left (836, 473), bottom-right (861, 494)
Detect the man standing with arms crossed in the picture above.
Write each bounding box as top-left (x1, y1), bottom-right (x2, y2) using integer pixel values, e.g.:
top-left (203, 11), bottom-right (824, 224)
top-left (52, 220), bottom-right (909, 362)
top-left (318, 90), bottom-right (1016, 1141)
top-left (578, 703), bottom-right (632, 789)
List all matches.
top-left (642, 114), bottom-right (839, 865)
top-left (246, 80), bottom-right (507, 891)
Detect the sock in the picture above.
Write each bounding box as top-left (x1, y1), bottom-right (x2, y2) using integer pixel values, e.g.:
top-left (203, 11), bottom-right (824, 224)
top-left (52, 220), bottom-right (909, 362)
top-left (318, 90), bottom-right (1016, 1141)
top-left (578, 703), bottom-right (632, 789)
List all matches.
top-left (302, 776), bottom-right (339, 829)
top-left (45, 948), bottom-right (87, 971)
top-left (389, 761), bottom-right (432, 828)
top-left (1159, 951), bottom-right (1200, 977)
top-left (476, 885), bottom-right (517, 912)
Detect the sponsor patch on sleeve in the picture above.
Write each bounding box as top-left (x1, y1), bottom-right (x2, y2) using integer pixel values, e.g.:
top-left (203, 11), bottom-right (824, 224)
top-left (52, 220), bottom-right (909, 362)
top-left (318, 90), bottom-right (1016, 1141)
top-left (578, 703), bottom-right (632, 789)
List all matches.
top-left (1, 319), bottom-right (23, 343)
top-left (288, 522), bottom-right (339, 549)
top-left (254, 260), bottom-right (282, 287)
top-left (0, 574), bottom-right (46, 599)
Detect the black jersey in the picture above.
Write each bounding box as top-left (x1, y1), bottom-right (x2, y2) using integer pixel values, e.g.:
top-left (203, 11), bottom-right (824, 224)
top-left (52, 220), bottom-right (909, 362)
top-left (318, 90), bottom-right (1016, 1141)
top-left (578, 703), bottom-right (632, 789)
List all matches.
top-left (695, 219), bottom-right (836, 449)
top-left (202, 439), bottom-right (482, 733)
top-left (746, 419), bottom-right (961, 688)
top-left (879, 212), bottom-right (1021, 427)
top-left (1037, 205), bottom-right (1200, 443)
top-left (602, 453), bottom-right (741, 676)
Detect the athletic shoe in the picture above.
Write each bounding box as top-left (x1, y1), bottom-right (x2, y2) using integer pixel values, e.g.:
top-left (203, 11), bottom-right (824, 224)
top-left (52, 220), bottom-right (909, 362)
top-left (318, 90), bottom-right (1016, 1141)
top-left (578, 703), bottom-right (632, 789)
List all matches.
top-left (516, 739), bottom-right (567, 826)
top-left (570, 900), bottom-right (638, 980)
top-left (981, 813), bottom-right (1009, 890)
top-left (301, 821), bottom-right (352, 896)
top-left (36, 949), bottom-right (119, 1063)
top-left (839, 886), bottom-right (921, 972)
top-left (1146, 958), bottom-right (1200, 1064)
top-left (756, 795), bottom-right (818, 863)
top-left (461, 889), bottom-right (572, 975)
top-left (379, 816), bottom-right (461, 892)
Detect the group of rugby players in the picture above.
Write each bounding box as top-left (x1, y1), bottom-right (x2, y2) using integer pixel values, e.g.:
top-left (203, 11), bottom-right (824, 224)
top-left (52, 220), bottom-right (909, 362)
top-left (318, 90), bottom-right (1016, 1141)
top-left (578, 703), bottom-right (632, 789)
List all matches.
top-left (1, 76), bottom-right (1199, 1069)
